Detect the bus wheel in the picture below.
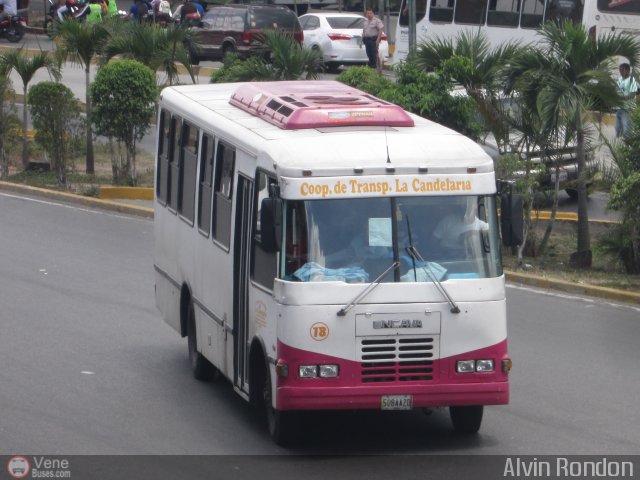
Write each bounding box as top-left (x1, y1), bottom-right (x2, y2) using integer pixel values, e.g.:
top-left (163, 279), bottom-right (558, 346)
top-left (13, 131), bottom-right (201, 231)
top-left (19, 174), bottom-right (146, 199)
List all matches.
top-left (449, 405), bottom-right (483, 434)
top-left (187, 302), bottom-right (215, 381)
top-left (263, 364), bottom-right (298, 445)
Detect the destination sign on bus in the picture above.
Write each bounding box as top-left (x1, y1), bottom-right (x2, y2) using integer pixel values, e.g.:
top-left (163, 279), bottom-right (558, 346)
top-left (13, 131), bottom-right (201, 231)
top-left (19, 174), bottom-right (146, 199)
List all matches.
top-left (280, 173), bottom-right (496, 199)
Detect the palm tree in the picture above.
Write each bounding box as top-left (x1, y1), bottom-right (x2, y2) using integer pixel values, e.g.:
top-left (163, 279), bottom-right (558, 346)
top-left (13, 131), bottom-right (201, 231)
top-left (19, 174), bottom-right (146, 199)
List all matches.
top-left (102, 22), bottom-right (197, 86)
top-left (52, 20), bottom-right (111, 176)
top-left (414, 30), bottom-right (522, 150)
top-left (0, 49), bottom-right (61, 169)
top-left (504, 21), bottom-right (640, 267)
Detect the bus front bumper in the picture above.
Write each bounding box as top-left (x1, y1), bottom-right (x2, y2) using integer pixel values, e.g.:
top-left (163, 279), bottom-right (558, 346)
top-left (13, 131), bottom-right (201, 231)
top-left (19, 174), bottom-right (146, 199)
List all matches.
top-left (276, 381), bottom-right (509, 410)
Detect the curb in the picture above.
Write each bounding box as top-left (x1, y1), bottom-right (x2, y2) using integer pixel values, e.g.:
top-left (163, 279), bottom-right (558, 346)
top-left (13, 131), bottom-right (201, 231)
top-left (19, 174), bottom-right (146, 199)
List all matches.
top-left (505, 270), bottom-right (640, 306)
top-left (99, 185), bottom-right (154, 201)
top-left (0, 181), bottom-right (154, 219)
top-left (1, 181), bottom-right (637, 305)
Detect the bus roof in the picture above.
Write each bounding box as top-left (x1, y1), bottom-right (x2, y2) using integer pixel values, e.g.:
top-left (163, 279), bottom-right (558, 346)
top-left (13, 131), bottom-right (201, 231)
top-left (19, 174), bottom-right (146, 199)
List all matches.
top-left (159, 82), bottom-right (494, 178)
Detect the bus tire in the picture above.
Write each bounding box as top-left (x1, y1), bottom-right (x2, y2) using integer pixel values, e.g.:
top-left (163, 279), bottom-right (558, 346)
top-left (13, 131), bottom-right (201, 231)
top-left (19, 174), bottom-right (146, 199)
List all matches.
top-left (449, 405), bottom-right (483, 434)
top-left (187, 302), bottom-right (215, 381)
top-left (263, 362), bottom-right (298, 445)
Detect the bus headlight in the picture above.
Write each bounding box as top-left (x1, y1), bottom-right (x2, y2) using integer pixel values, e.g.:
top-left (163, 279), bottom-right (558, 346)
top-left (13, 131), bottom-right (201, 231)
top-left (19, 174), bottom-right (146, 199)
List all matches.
top-left (456, 360), bottom-right (475, 373)
top-left (319, 365), bottom-right (339, 378)
top-left (475, 359), bottom-right (494, 372)
top-left (299, 365), bottom-right (318, 378)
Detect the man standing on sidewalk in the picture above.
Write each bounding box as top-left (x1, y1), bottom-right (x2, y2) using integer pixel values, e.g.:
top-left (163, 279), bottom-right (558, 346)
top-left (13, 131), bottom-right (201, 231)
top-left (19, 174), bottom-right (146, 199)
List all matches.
top-left (615, 62), bottom-right (638, 138)
top-left (362, 7), bottom-right (384, 70)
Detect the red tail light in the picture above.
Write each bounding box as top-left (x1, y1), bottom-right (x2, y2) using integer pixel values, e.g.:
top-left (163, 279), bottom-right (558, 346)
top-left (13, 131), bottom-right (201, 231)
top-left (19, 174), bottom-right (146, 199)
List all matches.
top-left (295, 30), bottom-right (303, 43)
top-left (242, 31), bottom-right (251, 43)
top-left (328, 33), bottom-right (352, 41)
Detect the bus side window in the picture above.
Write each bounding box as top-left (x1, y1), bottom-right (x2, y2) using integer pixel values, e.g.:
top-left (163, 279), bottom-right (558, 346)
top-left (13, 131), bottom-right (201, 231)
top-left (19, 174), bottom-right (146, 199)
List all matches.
top-left (156, 110), bottom-right (171, 205)
top-left (487, 0), bottom-right (520, 27)
top-left (197, 134), bottom-right (214, 236)
top-left (168, 116), bottom-right (182, 212)
top-left (178, 121), bottom-right (198, 224)
top-left (400, 0), bottom-right (429, 25)
top-left (520, 0), bottom-right (544, 28)
top-left (428, 0), bottom-right (453, 23)
top-left (454, 0), bottom-right (488, 25)
top-left (252, 171), bottom-right (279, 289)
top-left (212, 141), bottom-right (234, 249)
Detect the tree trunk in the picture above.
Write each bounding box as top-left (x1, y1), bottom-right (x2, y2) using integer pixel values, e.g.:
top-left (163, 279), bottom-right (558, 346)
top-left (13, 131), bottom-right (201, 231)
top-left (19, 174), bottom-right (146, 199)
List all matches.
top-left (22, 85), bottom-right (29, 169)
top-left (85, 66), bottom-right (95, 175)
top-left (538, 169), bottom-right (560, 256)
top-left (570, 126), bottom-right (592, 268)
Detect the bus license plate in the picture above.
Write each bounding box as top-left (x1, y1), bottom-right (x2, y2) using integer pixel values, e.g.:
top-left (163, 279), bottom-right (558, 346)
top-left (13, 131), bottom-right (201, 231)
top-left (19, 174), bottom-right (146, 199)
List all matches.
top-left (381, 395), bottom-right (413, 410)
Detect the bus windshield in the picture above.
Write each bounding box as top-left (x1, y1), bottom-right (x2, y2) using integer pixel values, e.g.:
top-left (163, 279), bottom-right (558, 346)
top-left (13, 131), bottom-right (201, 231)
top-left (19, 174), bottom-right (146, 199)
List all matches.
top-left (282, 195), bottom-right (503, 283)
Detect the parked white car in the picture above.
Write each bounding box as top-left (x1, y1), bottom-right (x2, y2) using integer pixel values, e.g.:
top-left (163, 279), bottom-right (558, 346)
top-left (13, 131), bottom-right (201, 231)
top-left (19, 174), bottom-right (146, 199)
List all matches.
top-left (299, 12), bottom-right (389, 72)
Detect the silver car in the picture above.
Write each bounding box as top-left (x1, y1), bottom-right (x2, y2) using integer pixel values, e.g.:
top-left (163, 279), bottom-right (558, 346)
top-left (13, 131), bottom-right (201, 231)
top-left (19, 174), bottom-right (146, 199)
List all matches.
top-left (299, 12), bottom-right (389, 72)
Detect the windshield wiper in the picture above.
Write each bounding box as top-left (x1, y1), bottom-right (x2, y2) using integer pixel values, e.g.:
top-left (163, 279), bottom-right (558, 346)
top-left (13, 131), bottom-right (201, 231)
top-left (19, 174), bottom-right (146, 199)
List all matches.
top-left (405, 216), bottom-right (460, 314)
top-left (337, 261), bottom-right (399, 317)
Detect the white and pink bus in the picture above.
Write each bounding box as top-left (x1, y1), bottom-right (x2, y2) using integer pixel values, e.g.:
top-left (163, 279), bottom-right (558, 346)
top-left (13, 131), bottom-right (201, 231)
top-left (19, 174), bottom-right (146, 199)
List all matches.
top-left (154, 80), bottom-right (520, 444)
top-left (394, 0), bottom-right (640, 63)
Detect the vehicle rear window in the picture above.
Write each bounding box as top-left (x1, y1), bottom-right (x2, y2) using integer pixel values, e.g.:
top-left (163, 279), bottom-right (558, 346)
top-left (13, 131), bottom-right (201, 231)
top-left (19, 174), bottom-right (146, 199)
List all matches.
top-left (326, 16), bottom-right (365, 29)
top-left (250, 8), bottom-right (298, 29)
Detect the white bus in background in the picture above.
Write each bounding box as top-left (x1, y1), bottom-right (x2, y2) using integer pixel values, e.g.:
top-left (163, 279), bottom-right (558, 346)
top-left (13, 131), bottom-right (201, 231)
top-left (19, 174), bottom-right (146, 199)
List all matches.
top-left (154, 80), bottom-right (522, 445)
top-left (394, 0), bottom-right (640, 63)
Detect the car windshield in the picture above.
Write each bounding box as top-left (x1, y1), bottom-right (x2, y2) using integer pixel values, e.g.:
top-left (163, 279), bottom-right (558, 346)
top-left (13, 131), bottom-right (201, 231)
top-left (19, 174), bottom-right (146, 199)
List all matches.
top-left (250, 8), bottom-right (297, 28)
top-left (326, 16), bottom-right (365, 29)
top-left (281, 195), bottom-right (502, 283)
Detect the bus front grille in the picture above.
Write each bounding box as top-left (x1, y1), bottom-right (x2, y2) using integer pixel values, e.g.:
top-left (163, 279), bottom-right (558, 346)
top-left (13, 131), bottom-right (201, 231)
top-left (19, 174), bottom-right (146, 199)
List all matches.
top-left (359, 337), bottom-right (438, 383)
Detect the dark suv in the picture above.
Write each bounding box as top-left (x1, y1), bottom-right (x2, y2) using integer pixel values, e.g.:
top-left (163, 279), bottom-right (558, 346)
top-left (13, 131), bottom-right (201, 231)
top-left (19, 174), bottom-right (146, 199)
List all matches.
top-left (187, 4), bottom-right (303, 64)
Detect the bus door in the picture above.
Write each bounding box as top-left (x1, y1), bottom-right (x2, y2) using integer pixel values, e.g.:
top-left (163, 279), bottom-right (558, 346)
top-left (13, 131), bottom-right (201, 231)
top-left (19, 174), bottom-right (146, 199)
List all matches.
top-left (233, 174), bottom-right (254, 393)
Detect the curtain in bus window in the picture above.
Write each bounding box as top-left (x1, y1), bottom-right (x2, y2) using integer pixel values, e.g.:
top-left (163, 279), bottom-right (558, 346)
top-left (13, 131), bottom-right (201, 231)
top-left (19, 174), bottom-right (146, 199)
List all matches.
top-left (454, 0), bottom-right (488, 24)
top-left (487, 0), bottom-right (521, 26)
top-left (169, 116), bottom-right (181, 211)
top-left (545, 0), bottom-right (584, 23)
top-left (212, 142), bottom-right (234, 249)
top-left (427, 0), bottom-right (453, 23)
top-left (198, 134), bottom-right (214, 236)
top-left (156, 110), bottom-right (171, 204)
top-left (520, 0), bottom-right (544, 28)
top-left (178, 121), bottom-right (198, 223)
top-left (598, 0), bottom-right (640, 14)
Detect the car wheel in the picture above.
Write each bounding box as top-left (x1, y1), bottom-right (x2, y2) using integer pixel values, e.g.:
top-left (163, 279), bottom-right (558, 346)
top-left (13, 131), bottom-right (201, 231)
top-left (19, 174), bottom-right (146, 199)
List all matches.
top-left (222, 43), bottom-right (236, 60)
top-left (326, 62), bottom-right (341, 74)
top-left (450, 405), bottom-right (483, 434)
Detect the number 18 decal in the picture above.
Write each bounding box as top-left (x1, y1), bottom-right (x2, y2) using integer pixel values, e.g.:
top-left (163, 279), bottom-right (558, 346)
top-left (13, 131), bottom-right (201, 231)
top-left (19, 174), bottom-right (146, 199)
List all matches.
top-left (310, 322), bottom-right (329, 341)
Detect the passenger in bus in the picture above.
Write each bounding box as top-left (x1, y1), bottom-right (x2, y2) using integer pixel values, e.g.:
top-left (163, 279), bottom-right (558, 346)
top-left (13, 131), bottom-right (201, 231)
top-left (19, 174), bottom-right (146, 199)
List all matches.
top-left (615, 62), bottom-right (638, 138)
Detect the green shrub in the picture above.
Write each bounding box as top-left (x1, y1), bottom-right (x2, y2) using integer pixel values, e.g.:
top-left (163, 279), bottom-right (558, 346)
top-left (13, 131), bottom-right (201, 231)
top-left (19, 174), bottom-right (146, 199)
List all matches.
top-left (337, 64), bottom-right (480, 140)
top-left (28, 81), bottom-right (82, 186)
top-left (90, 59), bottom-right (158, 185)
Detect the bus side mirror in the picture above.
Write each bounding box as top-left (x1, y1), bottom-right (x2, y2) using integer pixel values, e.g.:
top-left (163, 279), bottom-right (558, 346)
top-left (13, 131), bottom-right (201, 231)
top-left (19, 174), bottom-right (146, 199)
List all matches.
top-left (260, 197), bottom-right (282, 253)
top-left (500, 192), bottom-right (524, 247)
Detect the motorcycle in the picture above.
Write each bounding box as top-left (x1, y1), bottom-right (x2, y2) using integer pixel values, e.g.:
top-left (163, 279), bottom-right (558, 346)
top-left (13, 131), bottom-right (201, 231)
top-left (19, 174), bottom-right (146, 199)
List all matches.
top-left (44, 0), bottom-right (87, 33)
top-left (0, 13), bottom-right (27, 42)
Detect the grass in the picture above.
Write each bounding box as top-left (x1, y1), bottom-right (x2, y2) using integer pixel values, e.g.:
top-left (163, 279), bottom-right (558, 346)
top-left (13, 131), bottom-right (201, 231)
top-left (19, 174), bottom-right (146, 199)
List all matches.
top-left (502, 221), bottom-right (640, 292)
top-left (4, 141), bottom-right (156, 193)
